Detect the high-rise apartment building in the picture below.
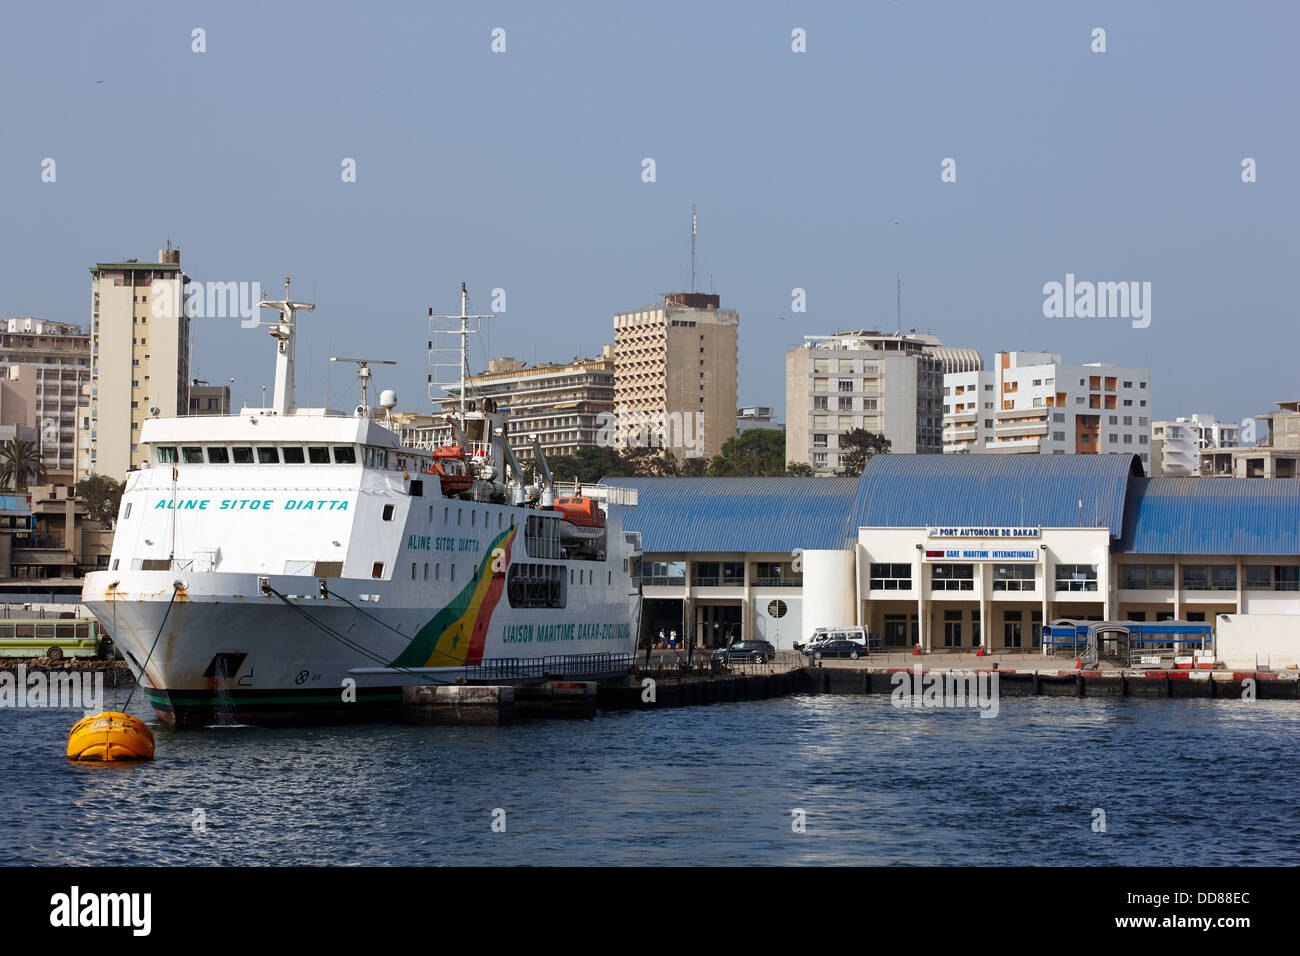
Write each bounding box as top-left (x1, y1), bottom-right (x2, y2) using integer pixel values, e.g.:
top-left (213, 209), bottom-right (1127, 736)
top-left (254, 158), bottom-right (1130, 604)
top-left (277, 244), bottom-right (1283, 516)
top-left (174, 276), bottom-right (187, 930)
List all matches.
top-left (89, 248), bottom-right (191, 479)
top-left (0, 318), bottom-right (90, 483)
top-left (612, 292), bottom-right (738, 461)
top-left (786, 331), bottom-right (959, 474)
top-left (1151, 414), bottom-right (1239, 476)
top-left (942, 351), bottom-right (1152, 472)
top-left (437, 352), bottom-right (616, 460)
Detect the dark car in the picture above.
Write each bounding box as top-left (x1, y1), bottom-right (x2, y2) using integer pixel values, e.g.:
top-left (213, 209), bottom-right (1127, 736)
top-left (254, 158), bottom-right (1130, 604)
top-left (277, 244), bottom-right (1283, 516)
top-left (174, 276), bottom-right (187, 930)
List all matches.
top-left (711, 640), bottom-right (776, 664)
top-left (803, 639), bottom-right (869, 661)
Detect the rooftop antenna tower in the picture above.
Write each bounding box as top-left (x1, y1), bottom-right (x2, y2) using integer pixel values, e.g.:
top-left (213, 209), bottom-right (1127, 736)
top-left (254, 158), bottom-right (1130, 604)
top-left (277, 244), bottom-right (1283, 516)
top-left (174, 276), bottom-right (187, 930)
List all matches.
top-left (690, 205), bottom-right (697, 294)
top-left (897, 275), bottom-right (902, 336)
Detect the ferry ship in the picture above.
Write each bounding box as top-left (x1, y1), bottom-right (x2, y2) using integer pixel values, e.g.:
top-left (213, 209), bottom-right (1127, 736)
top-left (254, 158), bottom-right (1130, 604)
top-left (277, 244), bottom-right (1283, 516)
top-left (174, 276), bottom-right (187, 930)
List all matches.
top-left (80, 283), bottom-right (643, 725)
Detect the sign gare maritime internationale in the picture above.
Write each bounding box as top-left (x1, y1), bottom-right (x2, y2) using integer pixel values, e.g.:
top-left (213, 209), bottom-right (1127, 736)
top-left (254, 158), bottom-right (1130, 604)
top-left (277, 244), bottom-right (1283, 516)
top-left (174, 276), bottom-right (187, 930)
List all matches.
top-left (924, 527), bottom-right (1041, 562)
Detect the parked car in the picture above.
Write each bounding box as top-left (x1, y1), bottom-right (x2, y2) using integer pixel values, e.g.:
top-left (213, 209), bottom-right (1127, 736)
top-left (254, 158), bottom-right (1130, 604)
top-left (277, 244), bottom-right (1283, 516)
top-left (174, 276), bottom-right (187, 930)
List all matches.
top-left (711, 640), bottom-right (776, 664)
top-left (802, 639), bottom-right (870, 661)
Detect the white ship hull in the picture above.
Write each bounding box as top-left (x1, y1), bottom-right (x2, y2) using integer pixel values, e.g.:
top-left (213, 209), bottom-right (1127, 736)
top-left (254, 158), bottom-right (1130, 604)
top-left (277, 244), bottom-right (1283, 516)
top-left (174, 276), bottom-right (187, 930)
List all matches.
top-left (84, 566), bottom-right (640, 725)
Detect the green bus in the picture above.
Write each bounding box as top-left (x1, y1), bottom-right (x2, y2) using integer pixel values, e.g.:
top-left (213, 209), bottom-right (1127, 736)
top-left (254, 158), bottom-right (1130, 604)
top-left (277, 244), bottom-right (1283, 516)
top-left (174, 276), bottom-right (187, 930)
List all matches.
top-left (0, 620), bottom-right (104, 660)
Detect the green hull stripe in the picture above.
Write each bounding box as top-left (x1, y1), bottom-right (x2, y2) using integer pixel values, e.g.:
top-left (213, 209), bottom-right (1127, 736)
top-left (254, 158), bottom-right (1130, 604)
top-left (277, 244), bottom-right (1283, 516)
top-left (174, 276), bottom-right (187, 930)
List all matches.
top-left (145, 691), bottom-right (403, 706)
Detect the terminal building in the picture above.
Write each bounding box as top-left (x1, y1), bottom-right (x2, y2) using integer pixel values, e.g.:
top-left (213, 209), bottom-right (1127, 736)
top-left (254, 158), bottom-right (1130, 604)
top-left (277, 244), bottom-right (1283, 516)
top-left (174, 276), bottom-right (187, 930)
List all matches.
top-left (608, 454), bottom-right (1300, 652)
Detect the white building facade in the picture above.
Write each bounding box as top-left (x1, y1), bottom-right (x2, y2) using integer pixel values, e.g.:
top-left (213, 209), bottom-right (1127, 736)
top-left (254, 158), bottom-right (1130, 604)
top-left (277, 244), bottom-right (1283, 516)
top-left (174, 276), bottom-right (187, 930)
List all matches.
top-left (943, 351), bottom-right (1152, 474)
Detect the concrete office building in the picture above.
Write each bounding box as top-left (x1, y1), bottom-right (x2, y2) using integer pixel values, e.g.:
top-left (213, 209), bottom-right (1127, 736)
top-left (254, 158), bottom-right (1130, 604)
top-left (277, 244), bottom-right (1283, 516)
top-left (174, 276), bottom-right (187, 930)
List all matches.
top-left (736, 405), bottom-right (781, 434)
top-left (943, 351), bottom-right (1152, 474)
top-left (1202, 401), bottom-right (1300, 478)
top-left (89, 248), bottom-right (191, 479)
top-left (187, 380), bottom-right (231, 417)
top-left (786, 331), bottom-right (965, 474)
top-left (438, 352), bottom-right (616, 460)
top-left (612, 293), bottom-right (738, 461)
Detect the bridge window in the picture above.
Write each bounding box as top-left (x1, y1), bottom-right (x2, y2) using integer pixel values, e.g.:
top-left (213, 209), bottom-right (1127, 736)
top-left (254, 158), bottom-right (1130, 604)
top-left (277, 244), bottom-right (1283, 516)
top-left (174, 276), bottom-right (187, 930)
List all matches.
top-left (257, 447), bottom-right (280, 464)
top-left (333, 446), bottom-right (357, 464)
top-left (206, 447), bottom-right (229, 464)
top-left (282, 447), bottom-right (305, 464)
top-left (156, 446), bottom-right (177, 464)
top-left (182, 446), bottom-right (203, 464)
top-left (308, 446), bottom-right (330, 464)
top-left (232, 446), bottom-right (254, 464)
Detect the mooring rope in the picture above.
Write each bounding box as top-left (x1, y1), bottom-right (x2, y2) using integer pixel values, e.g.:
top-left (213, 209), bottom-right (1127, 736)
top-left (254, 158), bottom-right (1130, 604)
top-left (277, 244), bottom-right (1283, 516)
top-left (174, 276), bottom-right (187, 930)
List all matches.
top-left (261, 582), bottom-right (459, 687)
top-left (122, 584), bottom-right (179, 710)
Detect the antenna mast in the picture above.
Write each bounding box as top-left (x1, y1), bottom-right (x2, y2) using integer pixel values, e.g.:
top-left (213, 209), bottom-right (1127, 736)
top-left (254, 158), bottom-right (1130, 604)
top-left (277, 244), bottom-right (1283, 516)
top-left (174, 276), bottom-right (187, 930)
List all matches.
top-left (256, 277), bottom-right (315, 415)
top-left (690, 205), bottom-right (697, 294)
top-left (896, 275), bottom-right (901, 336)
top-left (429, 283), bottom-right (493, 419)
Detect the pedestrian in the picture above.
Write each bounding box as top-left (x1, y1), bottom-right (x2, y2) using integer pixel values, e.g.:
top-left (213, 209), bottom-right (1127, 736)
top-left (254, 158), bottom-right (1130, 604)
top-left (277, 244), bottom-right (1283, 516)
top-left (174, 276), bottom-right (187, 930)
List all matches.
top-left (658, 627), bottom-right (666, 649)
top-left (669, 629), bottom-right (677, 651)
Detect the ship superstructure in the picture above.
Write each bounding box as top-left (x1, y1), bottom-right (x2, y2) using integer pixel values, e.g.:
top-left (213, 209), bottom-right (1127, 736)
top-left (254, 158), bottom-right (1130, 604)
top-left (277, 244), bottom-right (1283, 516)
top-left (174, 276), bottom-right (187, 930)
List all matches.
top-left (81, 282), bottom-right (642, 724)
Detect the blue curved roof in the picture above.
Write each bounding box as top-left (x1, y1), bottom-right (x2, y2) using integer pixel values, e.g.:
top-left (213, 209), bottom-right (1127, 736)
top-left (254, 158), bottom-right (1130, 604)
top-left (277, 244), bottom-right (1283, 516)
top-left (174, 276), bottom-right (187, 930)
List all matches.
top-left (1118, 477), bottom-right (1300, 555)
top-left (840, 453), bottom-right (1142, 542)
top-left (600, 476), bottom-right (860, 553)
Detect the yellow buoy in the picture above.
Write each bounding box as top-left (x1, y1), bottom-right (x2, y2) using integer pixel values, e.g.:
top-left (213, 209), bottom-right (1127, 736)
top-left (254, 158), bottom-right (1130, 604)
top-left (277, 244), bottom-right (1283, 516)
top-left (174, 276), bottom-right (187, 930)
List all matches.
top-left (67, 711), bottom-right (155, 762)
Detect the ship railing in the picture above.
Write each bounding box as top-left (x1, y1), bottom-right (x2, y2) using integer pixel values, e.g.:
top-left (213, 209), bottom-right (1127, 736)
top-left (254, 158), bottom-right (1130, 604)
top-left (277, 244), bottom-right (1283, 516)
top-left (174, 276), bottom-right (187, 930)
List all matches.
top-left (575, 484), bottom-right (638, 506)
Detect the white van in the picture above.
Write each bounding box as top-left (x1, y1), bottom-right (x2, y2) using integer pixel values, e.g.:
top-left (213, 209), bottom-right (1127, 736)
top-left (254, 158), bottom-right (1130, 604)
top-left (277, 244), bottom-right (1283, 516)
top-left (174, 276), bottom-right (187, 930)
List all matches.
top-left (795, 626), bottom-right (876, 651)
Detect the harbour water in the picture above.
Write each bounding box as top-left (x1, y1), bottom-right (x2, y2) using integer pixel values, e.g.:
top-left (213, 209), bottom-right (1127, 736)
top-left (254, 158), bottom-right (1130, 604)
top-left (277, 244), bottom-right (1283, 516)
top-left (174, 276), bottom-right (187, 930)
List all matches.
top-left (1, 691), bottom-right (1296, 866)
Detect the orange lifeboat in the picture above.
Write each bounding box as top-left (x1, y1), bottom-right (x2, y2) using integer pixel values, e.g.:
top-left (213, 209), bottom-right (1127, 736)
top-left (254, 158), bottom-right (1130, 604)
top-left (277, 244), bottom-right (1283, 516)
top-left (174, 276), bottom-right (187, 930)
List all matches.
top-left (552, 496), bottom-right (604, 528)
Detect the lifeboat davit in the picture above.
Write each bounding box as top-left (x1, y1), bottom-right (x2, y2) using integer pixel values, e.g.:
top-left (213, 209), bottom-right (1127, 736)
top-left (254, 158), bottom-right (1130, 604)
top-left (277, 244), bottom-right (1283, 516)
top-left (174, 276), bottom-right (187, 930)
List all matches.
top-left (67, 711), bottom-right (156, 762)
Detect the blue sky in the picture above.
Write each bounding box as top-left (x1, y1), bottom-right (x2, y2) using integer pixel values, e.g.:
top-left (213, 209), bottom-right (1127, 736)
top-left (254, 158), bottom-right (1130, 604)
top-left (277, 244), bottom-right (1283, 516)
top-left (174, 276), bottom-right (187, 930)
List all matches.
top-left (1, 0), bottom-right (1295, 425)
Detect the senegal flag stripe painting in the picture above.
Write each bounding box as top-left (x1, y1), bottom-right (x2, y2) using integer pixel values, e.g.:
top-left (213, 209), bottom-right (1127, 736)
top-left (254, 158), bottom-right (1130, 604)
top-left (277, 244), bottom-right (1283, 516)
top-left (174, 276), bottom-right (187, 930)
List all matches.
top-left (389, 526), bottom-right (517, 668)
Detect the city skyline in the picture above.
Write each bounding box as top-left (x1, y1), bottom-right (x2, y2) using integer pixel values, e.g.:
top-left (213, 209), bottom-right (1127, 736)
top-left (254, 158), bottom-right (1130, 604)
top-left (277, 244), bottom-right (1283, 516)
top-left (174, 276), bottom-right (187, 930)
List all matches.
top-left (1, 1), bottom-right (1295, 444)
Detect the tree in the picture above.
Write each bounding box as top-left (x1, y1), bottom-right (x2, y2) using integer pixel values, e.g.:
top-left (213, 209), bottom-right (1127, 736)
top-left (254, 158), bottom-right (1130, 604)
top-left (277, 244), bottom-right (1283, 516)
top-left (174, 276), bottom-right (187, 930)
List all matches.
top-left (0, 439), bottom-right (46, 489)
top-left (784, 461), bottom-right (816, 477)
top-left (707, 429), bottom-right (787, 477)
top-left (75, 475), bottom-right (125, 527)
top-left (838, 429), bottom-right (891, 477)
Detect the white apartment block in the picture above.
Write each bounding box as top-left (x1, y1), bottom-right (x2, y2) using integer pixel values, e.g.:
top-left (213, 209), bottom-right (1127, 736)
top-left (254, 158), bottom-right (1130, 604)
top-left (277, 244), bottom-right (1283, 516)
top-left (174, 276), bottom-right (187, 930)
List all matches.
top-left (942, 352), bottom-right (1152, 473)
top-left (786, 331), bottom-right (961, 474)
top-left (89, 248), bottom-right (191, 480)
top-left (1151, 414), bottom-right (1239, 476)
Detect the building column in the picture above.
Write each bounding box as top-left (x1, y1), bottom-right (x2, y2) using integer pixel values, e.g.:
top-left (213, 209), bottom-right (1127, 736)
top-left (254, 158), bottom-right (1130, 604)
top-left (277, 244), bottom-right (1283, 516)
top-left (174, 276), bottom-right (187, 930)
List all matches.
top-left (1039, 545), bottom-right (1050, 655)
top-left (915, 547), bottom-right (927, 651)
top-left (1236, 556), bottom-right (1244, 615)
top-left (1173, 555), bottom-right (1182, 621)
top-left (978, 562), bottom-right (988, 652)
top-left (742, 553), bottom-right (753, 643)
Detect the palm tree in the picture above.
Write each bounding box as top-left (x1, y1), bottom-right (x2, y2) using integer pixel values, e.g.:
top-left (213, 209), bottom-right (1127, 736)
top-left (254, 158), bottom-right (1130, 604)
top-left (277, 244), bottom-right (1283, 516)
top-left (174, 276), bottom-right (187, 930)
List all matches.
top-left (0, 439), bottom-right (46, 489)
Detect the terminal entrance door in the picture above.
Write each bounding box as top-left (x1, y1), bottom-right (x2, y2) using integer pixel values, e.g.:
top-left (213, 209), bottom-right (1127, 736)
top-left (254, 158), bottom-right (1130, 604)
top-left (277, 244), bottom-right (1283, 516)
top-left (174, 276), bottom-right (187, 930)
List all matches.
top-left (884, 614), bottom-right (917, 649)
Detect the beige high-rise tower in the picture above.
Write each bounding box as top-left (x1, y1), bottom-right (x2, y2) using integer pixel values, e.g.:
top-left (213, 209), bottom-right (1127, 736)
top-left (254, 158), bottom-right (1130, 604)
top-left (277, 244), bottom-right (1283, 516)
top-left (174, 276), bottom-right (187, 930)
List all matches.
top-left (612, 292), bottom-right (739, 461)
top-left (89, 248), bottom-right (191, 480)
